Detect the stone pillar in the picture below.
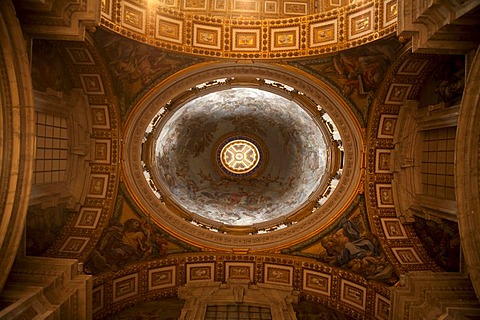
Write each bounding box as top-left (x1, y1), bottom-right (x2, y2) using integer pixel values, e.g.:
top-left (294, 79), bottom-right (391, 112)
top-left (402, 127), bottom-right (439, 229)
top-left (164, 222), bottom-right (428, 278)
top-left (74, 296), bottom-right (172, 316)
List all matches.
top-left (456, 44), bottom-right (480, 298)
top-left (0, 256), bottom-right (92, 319)
top-left (390, 271), bottom-right (480, 319)
top-left (0, 0), bottom-right (35, 292)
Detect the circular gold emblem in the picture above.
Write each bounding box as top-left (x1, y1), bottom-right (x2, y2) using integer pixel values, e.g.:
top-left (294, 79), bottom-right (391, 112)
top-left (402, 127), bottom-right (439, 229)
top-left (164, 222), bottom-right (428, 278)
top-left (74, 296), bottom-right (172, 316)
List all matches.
top-left (220, 139), bottom-right (260, 174)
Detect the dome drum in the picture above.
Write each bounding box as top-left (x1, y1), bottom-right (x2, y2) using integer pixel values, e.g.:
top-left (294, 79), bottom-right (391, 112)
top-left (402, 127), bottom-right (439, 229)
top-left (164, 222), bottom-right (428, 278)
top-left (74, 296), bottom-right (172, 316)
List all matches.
top-left (124, 62), bottom-right (363, 251)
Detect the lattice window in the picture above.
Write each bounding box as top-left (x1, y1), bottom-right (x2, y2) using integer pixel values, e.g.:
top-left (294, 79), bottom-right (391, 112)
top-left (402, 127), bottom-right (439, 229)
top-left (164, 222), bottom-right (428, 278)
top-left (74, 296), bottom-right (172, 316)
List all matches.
top-left (33, 112), bottom-right (68, 184)
top-left (420, 127), bottom-right (456, 200)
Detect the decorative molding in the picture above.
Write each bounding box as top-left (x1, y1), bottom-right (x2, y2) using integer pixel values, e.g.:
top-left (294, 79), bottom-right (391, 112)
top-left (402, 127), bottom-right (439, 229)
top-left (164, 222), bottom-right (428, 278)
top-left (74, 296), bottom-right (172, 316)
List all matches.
top-left (302, 269), bottom-right (331, 296)
top-left (149, 265), bottom-right (177, 290)
top-left (92, 253), bottom-right (389, 319)
top-left (376, 184), bottom-right (395, 208)
top-left (365, 49), bottom-right (445, 276)
top-left (397, 0), bottom-right (480, 54)
top-left (75, 207), bottom-right (102, 229)
top-left (112, 273), bottom-right (139, 303)
top-left (391, 247), bottom-right (423, 265)
top-left (340, 279), bottom-right (367, 310)
top-left (225, 262), bottom-right (254, 282)
top-left (347, 6), bottom-right (374, 40)
top-left (0, 256), bottom-right (92, 319)
top-left (380, 218), bottom-right (407, 239)
top-left (98, 0), bottom-right (397, 59)
top-left (178, 280), bottom-right (299, 320)
top-left (122, 62), bottom-right (363, 251)
top-left (186, 262), bottom-right (215, 283)
top-left (264, 264), bottom-right (293, 286)
top-left (13, 0), bottom-right (101, 41)
top-left (377, 114), bottom-right (398, 139)
top-left (390, 271), bottom-right (480, 319)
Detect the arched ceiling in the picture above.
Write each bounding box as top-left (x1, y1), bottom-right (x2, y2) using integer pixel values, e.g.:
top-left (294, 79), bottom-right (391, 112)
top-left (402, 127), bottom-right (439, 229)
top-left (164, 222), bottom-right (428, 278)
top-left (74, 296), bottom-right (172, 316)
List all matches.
top-left (19, 8), bottom-right (476, 318)
top-left (99, 0), bottom-right (398, 59)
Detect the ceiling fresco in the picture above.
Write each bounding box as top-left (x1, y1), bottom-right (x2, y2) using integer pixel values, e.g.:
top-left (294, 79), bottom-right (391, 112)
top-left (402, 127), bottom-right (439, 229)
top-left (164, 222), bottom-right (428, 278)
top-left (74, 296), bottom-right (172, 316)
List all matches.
top-left (151, 88), bottom-right (329, 225)
top-left (412, 216), bottom-right (461, 272)
top-left (289, 36), bottom-right (404, 125)
top-left (416, 54), bottom-right (466, 109)
top-left (26, 203), bottom-right (70, 256)
top-left (5, 0), bottom-right (480, 318)
top-left (31, 39), bottom-right (74, 94)
top-left (85, 186), bottom-right (199, 274)
top-left (93, 28), bottom-right (204, 118)
top-left (284, 196), bottom-right (397, 285)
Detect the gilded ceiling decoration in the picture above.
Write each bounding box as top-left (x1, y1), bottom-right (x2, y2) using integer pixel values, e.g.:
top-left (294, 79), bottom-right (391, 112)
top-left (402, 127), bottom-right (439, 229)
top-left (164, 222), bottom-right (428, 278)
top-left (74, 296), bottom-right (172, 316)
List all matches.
top-left (23, 32), bottom-right (463, 318)
top-left (285, 196), bottom-right (397, 285)
top-left (218, 137), bottom-right (262, 176)
top-left (100, 0), bottom-right (398, 59)
top-left (289, 36), bottom-right (404, 125)
top-left (85, 185), bottom-right (199, 274)
top-left (5, 0), bottom-right (480, 317)
top-left (25, 35), bottom-right (123, 264)
top-left (363, 49), bottom-right (446, 277)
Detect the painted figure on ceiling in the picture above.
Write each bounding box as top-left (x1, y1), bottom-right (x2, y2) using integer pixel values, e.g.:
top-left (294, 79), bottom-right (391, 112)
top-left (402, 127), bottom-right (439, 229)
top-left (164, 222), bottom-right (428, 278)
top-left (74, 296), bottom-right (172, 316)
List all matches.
top-left (434, 56), bottom-right (465, 107)
top-left (86, 217), bottom-right (168, 273)
top-left (332, 43), bottom-right (397, 95)
top-left (319, 218), bottom-right (394, 282)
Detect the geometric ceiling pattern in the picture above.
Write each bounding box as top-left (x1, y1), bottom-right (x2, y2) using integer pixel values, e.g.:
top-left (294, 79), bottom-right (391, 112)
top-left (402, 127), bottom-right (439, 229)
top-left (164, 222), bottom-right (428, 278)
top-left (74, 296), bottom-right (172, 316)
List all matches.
top-left (101, 0), bottom-right (398, 59)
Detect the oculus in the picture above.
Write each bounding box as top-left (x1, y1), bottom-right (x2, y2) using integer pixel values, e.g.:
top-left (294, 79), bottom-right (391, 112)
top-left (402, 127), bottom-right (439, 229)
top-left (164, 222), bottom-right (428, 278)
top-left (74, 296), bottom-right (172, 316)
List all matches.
top-left (216, 135), bottom-right (265, 177)
top-left (220, 139), bottom-right (259, 174)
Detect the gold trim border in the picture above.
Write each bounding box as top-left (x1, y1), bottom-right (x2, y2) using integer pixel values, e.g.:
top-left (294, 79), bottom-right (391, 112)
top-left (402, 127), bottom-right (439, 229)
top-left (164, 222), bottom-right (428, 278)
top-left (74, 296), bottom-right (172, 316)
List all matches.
top-left (101, 0), bottom-right (397, 59)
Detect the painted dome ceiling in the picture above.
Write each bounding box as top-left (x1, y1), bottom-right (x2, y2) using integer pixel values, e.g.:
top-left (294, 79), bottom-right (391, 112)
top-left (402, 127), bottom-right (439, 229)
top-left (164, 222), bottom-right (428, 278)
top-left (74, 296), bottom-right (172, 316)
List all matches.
top-left (150, 88), bottom-right (329, 225)
top-left (126, 65), bottom-right (359, 249)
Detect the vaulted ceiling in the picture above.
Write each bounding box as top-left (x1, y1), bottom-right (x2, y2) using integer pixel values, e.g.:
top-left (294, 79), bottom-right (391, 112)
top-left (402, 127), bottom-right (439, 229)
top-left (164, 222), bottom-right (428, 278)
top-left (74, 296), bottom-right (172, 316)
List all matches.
top-left (2, 0), bottom-right (480, 319)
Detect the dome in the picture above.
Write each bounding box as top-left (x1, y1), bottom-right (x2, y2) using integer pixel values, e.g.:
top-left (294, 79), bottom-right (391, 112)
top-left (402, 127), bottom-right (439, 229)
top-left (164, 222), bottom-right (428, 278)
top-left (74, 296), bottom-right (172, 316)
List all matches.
top-left (124, 63), bottom-right (362, 250)
top-left (151, 88), bottom-right (328, 225)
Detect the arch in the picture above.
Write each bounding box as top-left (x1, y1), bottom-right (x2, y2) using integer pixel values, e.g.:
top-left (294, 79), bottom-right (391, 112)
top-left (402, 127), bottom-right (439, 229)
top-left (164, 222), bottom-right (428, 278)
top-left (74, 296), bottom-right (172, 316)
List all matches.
top-left (0, 1), bottom-right (35, 291)
top-left (456, 45), bottom-right (480, 298)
